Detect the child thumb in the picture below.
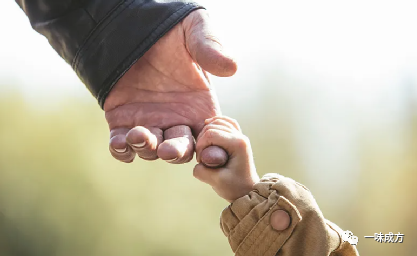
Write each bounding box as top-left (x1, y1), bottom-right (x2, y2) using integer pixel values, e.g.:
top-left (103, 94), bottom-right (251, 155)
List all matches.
top-left (193, 163), bottom-right (220, 186)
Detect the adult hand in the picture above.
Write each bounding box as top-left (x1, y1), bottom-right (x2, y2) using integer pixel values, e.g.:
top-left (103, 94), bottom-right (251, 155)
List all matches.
top-left (104, 9), bottom-right (237, 165)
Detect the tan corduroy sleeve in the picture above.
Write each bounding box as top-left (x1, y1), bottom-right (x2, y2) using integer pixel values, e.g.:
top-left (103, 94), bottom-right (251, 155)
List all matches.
top-left (220, 173), bottom-right (359, 256)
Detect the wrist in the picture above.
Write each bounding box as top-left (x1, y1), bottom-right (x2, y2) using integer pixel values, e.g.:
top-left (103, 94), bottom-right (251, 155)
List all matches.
top-left (223, 173), bottom-right (260, 203)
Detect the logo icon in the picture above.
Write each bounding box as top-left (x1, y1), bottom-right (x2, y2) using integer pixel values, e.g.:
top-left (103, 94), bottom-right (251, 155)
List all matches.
top-left (342, 230), bottom-right (358, 245)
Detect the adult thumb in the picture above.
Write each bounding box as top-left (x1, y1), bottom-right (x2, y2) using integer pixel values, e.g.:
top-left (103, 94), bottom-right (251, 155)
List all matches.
top-left (184, 9), bottom-right (237, 77)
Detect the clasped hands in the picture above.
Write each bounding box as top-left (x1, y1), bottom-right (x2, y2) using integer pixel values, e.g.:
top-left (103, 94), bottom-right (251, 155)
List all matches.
top-left (104, 9), bottom-right (291, 228)
top-left (104, 9), bottom-right (236, 167)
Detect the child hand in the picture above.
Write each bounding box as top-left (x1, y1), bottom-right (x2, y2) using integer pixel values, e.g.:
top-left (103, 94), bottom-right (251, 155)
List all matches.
top-left (194, 116), bottom-right (260, 202)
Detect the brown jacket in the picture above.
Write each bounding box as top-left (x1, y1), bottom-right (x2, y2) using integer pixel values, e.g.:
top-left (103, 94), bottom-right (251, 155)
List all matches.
top-left (220, 174), bottom-right (360, 256)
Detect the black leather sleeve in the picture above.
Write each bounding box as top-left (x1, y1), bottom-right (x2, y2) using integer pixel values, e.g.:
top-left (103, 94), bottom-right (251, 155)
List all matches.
top-left (16, 0), bottom-right (203, 108)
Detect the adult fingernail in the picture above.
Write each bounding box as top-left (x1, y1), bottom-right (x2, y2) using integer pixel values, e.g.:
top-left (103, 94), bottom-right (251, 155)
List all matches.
top-left (114, 147), bottom-right (127, 153)
top-left (205, 117), bottom-right (214, 124)
top-left (132, 141), bottom-right (146, 148)
top-left (165, 157), bottom-right (178, 163)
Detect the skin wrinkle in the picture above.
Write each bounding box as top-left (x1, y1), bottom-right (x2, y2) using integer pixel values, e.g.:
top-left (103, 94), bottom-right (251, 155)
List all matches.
top-left (106, 99), bottom-right (214, 133)
top-left (204, 34), bottom-right (223, 48)
top-left (168, 41), bottom-right (195, 82)
top-left (134, 51), bottom-right (209, 93)
top-left (135, 60), bottom-right (189, 92)
top-left (183, 10), bottom-right (203, 60)
top-left (106, 104), bottom-right (190, 130)
top-left (151, 60), bottom-right (207, 92)
top-left (143, 56), bottom-right (184, 89)
top-left (110, 88), bottom-right (209, 104)
top-left (109, 89), bottom-right (213, 111)
top-left (141, 23), bottom-right (208, 91)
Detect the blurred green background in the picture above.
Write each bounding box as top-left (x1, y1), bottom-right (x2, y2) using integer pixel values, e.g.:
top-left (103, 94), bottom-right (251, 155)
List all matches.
top-left (1, 0), bottom-right (417, 255)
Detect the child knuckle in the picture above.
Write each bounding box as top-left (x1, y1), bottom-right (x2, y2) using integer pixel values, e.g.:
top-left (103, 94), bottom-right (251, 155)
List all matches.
top-left (235, 135), bottom-right (249, 147)
top-left (192, 167), bottom-right (200, 178)
top-left (205, 129), bottom-right (217, 140)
